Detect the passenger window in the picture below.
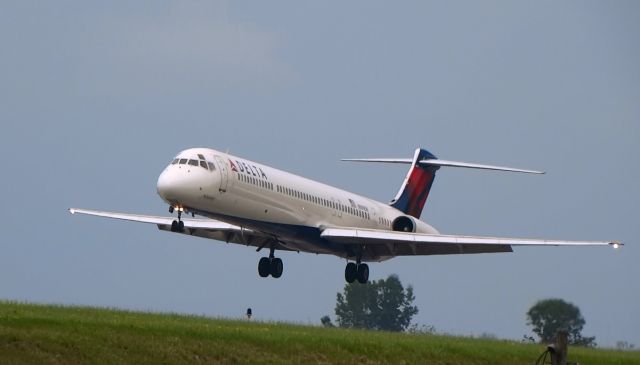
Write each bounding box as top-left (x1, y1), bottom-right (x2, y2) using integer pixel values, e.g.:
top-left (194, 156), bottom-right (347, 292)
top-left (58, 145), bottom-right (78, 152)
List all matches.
top-left (188, 159), bottom-right (198, 166)
top-left (200, 161), bottom-right (208, 169)
top-left (207, 162), bottom-right (216, 171)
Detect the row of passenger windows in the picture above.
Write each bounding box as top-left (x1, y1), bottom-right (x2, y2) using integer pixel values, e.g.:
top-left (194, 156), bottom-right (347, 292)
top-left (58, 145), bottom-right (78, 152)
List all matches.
top-left (379, 217), bottom-right (391, 228)
top-left (237, 173), bottom-right (274, 191)
top-left (234, 171), bottom-right (371, 220)
top-left (172, 158), bottom-right (216, 171)
top-left (275, 185), bottom-right (370, 220)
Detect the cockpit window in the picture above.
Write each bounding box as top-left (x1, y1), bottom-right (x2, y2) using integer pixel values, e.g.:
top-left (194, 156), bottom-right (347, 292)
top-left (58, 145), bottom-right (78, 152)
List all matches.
top-left (179, 159), bottom-right (188, 164)
top-left (171, 159), bottom-right (178, 165)
top-left (197, 154), bottom-right (205, 160)
top-left (207, 162), bottom-right (216, 171)
top-left (188, 159), bottom-right (198, 166)
top-left (199, 161), bottom-right (208, 169)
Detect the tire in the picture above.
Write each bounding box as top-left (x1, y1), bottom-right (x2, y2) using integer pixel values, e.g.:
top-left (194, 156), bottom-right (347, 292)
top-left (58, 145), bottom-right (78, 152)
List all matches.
top-left (178, 220), bottom-right (185, 233)
top-left (270, 258), bottom-right (283, 278)
top-left (258, 257), bottom-right (270, 277)
top-left (357, 263), bottom-right (369, 284)
top-left (170, 220), bottom-right (178, 232)
top-left (345, 262), bottom-right (357, 283)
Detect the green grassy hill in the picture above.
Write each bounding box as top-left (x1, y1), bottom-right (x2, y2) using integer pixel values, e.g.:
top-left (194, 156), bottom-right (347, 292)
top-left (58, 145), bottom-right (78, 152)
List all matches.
top-left (0, 301), bottom-right (637, 365)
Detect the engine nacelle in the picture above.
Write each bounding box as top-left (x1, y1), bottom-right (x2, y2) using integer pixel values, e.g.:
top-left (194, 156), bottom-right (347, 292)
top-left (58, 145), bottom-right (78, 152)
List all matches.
top-left (392, 215), bottom-right (417, 233)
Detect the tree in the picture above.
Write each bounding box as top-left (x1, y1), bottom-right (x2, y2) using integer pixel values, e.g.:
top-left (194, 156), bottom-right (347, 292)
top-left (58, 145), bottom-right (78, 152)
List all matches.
top-left (615, 341), bottom-right (635, 351)
top-left (334, 274), bottom-right (418, 331)
top-left (526, 298), bottom-right (596, 347)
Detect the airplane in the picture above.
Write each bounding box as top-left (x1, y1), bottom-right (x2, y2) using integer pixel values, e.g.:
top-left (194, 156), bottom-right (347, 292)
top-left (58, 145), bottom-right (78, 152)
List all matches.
top-left (69, 147), bottom-right (621, 283)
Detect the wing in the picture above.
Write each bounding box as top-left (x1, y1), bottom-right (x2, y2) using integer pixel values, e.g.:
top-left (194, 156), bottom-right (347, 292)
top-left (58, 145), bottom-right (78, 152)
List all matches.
top-left (321, 227), bottom-right (621, 257)
top-left (68, 208), bottom-right (286, 250)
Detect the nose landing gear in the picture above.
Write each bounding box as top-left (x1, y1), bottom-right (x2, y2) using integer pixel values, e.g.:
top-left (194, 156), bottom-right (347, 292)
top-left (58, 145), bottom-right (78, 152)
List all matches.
top-left (169, 206), bottom-right (185, 233)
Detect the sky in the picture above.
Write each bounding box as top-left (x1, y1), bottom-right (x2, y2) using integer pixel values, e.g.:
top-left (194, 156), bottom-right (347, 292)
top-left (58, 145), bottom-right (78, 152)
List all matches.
top-left (1, 1), bottom-right (638, 347)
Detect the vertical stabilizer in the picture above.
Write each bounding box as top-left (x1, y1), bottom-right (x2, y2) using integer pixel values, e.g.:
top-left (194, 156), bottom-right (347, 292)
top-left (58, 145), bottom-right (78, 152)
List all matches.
top-left (389, 148), bottom-right (439, 218)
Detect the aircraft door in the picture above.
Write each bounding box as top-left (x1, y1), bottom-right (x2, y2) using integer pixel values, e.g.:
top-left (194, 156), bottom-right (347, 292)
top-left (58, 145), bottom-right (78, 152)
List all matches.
top-left (332, 198), bottom-right (342, 218)
top-left (214, 155), bottom-right (228, 193)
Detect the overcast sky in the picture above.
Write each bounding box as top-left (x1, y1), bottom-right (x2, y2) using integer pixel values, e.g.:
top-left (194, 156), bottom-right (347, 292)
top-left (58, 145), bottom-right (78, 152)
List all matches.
top-left (1, 1), bottom-right (638, 347)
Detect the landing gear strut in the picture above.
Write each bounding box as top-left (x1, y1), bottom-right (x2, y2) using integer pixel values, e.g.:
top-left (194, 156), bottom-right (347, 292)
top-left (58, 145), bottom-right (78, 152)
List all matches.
top-left (258, 247), bottom-right (283, 278)
top-left (170, 206), bottom-right (185, 233)
top-left (345, 261), bottom-right (369, 284)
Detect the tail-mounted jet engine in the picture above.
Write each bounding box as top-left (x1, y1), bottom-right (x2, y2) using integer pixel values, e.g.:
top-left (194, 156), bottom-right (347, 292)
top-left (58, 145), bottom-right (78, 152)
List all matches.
top-left (392, 215), bottom-right (417, 232)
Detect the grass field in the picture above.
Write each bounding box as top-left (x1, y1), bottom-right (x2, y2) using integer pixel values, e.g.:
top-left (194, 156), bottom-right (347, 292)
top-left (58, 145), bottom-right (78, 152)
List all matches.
top-left (0, 301), bottom-right (637, 365)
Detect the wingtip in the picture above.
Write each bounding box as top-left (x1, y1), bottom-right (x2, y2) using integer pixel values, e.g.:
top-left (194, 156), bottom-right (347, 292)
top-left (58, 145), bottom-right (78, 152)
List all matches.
top-left (69, 208), bottom-right (76, 215)
top-left (610, 241), bottom-right (623, 249)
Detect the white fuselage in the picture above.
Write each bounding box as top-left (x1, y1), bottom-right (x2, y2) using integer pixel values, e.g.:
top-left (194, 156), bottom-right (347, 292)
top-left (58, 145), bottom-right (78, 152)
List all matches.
top-left (156, 148), bottom-right (438, 260)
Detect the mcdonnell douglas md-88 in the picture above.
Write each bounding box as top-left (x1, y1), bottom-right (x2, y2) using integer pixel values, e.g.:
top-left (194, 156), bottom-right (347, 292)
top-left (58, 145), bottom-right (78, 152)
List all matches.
top-left (70, 147), bottom-right (620, 283)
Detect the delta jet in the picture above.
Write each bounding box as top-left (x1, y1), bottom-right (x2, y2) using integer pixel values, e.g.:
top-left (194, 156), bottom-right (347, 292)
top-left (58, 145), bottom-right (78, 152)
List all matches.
top-left (69, 148), bottom-right (620, 283)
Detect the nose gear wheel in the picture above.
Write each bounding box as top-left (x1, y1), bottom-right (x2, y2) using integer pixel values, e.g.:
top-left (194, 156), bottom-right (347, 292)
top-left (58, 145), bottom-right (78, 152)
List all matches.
top-left (169, 206), bottom-right (185, 233)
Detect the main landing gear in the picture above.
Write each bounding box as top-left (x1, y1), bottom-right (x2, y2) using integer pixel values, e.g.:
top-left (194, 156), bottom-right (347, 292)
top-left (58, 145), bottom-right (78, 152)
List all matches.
top-left (345, 261), bottom-right (369, 284)
top-left (169, 206), bottom-right (185, 233)
top-left (258, 247), bottom-right (283, 278)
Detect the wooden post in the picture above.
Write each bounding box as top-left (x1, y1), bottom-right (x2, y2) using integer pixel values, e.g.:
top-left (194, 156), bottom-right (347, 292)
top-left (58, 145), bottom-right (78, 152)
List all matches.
top-left (551, 331), bottom-right (568, 365)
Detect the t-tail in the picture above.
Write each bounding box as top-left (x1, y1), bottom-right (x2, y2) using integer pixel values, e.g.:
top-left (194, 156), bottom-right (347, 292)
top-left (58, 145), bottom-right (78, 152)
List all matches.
top-left (342, 148), bottom-right (544, 219)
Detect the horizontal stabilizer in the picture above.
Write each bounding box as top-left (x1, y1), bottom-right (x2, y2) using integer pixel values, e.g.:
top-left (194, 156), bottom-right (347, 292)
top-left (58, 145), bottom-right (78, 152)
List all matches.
top-left (420, 159), bottom-right (544, 174)
top-left (341, 158), bottom-right (414, 164)
top-left (342, 157), bottom-right (544, 174)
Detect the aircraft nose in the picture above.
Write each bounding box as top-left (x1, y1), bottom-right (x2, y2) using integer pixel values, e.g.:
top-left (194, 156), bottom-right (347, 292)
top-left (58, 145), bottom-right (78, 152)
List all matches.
top-left (156, 169), bottom-right (180, 202)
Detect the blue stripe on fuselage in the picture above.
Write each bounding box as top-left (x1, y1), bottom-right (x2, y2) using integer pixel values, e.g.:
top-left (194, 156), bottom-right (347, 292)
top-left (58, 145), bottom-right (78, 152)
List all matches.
top-left (186, 207), bottom-right (348, 255)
